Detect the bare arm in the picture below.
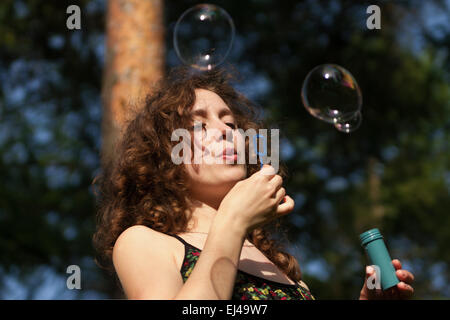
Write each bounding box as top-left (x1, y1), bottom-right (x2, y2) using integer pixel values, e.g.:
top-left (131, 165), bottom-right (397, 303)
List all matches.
top-left (174, 212), bottom-right (246, 300)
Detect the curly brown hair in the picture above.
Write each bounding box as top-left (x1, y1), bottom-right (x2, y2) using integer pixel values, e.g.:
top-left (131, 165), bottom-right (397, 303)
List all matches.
top-left (92, 66), bottom-right (302, 289)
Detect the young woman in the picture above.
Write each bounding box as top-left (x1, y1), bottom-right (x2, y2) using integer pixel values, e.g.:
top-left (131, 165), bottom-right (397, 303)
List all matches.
top-left (93, 67), bottom-right (414, 300)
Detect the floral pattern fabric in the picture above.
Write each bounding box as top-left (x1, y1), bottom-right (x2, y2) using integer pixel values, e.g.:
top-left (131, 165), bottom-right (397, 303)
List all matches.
top-left (178, 239), bottom-right (315, 300)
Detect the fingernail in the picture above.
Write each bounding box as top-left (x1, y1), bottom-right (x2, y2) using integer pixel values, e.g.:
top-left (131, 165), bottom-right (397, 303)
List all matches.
top-left (366, 266), bottom-right (374, 274)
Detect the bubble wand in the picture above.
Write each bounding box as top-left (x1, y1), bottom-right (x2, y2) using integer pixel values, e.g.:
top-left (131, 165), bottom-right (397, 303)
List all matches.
top-left (252, 133), bottom-right (266, 169)
top-left (252, 133), bottom-right (285, 203)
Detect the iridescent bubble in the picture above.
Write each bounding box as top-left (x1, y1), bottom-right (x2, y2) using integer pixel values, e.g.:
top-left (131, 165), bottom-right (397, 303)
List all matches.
top-left (301, 64), bottom-right (362, 124)
top-left (334, 111), bottom-right (362, 133)
top-left (173, 4), bottom-right (235, 71)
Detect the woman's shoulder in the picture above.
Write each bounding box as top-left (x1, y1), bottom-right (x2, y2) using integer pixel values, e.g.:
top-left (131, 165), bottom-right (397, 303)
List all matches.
top-left (114, 225), bottom-right (180, 257)
top-left (116, 224), bottom-right (162, 241)
top-left (112, 225), bottom-right (185, 298)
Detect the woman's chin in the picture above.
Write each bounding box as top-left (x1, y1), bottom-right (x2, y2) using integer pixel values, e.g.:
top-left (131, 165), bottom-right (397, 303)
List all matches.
top-left (186, 163), bottom-right (247, 194)
top-left (219, 163), bottom-right (246, 179)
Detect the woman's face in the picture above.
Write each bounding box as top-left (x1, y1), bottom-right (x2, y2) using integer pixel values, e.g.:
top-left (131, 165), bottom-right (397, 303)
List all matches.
top-left (184, 88), bottom-right (246, 204)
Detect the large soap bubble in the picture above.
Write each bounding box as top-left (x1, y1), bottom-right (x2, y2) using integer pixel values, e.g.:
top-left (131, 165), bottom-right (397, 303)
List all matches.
top-left (173, 4), bottom-right (235, 70)
top-left (301, 64), bottom-right (362, 124)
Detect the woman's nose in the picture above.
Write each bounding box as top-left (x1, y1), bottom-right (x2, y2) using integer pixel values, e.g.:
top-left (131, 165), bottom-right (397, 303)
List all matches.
top-left (207, 121), bottom-right (232, 141)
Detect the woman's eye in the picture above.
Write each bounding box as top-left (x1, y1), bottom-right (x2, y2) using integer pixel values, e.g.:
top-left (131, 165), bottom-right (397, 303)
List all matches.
top-left (190, 122), bottom-right (206, 130)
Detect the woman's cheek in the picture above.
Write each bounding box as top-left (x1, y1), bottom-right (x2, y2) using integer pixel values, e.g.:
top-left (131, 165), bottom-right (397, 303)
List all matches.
top-left (234, 130), bottom-right (246, 163)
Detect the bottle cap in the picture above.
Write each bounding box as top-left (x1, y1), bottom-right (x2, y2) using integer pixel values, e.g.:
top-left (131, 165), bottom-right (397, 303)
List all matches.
top-left (359, 228), bottom-right (383, 247)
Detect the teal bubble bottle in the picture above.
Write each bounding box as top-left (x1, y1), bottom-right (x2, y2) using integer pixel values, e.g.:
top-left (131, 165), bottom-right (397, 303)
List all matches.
top-left (359, 228), bottom-right (399, 290)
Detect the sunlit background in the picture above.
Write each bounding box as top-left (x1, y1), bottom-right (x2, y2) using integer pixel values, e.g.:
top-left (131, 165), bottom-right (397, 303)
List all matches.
top-left (0, 0), bottom-right (449, 299)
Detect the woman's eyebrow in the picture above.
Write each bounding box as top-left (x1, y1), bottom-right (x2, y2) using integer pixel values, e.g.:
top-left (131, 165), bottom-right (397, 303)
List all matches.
top-left (191, 108), bottom-right (234, 118)
top-left (191, 109), bottom-right (207, 118)
top-left (218, 108), bottom-right (233, 118)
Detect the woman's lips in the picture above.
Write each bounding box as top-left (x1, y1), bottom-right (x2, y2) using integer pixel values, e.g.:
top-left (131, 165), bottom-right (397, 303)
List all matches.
top-left (221, 147), bottom-right (238, 162)
top-left (222, 147), bottom-right (236, 156)
top-left (222, 154), bottom-right (238, 161)
top-left (202, 147), bottom-right (239, 162)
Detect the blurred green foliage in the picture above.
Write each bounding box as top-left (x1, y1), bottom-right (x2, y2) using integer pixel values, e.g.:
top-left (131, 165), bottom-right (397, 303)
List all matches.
top-left (0, 0), bottom-right (448, 299)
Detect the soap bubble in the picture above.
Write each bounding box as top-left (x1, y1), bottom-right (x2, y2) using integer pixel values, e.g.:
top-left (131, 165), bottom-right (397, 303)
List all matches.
top-left (173, 4), bottom-right (235, 70)
top-left (334, 111), bottom-right (362, 133)
top-left (301, 64), bottom-right (362, 124)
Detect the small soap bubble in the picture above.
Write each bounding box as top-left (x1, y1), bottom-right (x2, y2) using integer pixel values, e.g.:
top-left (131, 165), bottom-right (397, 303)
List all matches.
top-left (173, 4), bottom-right (235, 70)
top-left (301, 64), bottom-right (362, 124)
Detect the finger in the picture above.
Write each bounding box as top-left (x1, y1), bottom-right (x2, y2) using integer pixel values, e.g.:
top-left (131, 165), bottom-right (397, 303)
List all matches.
top-left (365, 265), bottom-right (376, 278)
top-left (257, 164), bottom-right (276, 179)
top-left (392, 259), bottom-right (402, 270)
top-left (396, 281), bottom-right (414, 299)
top-left (276, 195), bottom-right (294, 216)
top-left (268, 174), bottom-right (283, 191)
top-left (274, 187), bottom-right (286, 203)
top-left (396, 269), bottom-right (415, 284)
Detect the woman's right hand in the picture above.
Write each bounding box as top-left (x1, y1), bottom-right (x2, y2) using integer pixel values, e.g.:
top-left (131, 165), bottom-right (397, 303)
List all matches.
top-left (217, 164), bottom-right (295, 233)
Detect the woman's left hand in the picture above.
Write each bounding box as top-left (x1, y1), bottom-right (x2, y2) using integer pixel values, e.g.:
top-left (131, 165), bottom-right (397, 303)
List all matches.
top-left (359, 259), bottom-right (415, 300)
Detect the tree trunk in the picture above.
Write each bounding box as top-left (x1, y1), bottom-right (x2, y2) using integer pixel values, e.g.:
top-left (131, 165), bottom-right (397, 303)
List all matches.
top-left (101, 0), bottom-right (165, 167)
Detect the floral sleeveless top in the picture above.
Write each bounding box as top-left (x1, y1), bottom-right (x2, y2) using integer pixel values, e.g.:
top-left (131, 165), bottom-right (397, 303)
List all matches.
top-left (171, 234), bottom-right (315, 300)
